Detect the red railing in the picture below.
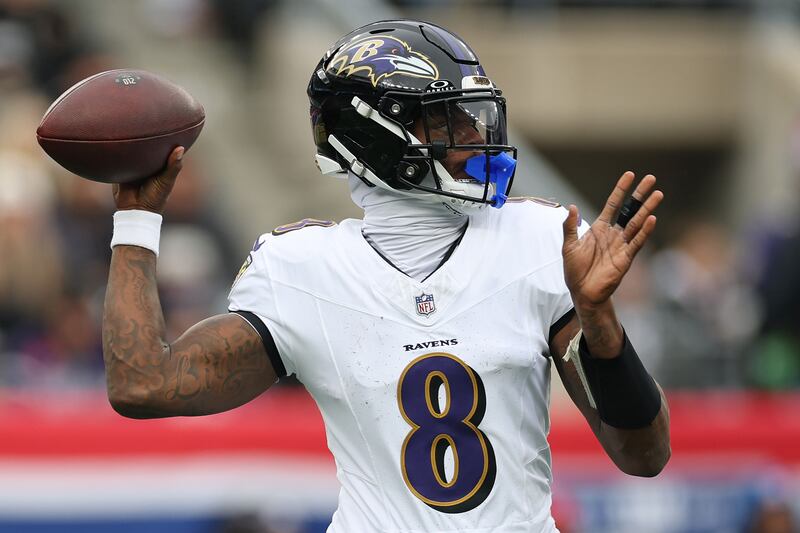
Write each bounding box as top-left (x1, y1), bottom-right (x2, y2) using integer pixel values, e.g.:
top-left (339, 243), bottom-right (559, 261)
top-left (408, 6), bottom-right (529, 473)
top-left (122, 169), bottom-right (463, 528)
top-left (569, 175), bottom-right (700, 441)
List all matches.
top-left (2, 388), bottom-right (799, 467)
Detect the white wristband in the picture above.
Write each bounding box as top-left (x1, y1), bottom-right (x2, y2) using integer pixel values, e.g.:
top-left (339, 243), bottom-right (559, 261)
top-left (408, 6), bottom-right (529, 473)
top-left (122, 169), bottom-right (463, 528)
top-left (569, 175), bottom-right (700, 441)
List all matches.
top-left (110, 210), bottom-right (163, 256)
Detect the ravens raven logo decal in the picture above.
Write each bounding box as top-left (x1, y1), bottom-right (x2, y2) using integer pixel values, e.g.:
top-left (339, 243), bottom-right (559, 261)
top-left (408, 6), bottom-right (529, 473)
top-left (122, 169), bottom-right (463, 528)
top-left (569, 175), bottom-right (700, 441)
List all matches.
top-left (328, 36), bottom-right (439, 87)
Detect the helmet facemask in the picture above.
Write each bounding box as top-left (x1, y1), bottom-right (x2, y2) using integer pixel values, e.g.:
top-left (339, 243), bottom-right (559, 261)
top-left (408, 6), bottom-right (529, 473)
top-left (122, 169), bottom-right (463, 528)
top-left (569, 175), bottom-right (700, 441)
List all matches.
top-left (336, 88), bottom-right (517, 212)
top-left (398, 89), bottom-right (517, 210)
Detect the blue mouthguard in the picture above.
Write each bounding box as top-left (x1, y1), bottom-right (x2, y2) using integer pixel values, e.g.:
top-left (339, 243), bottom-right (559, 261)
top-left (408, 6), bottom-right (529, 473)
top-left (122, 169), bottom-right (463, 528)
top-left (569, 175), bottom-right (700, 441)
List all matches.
top-left (464, 152), bottom-right (516, 208)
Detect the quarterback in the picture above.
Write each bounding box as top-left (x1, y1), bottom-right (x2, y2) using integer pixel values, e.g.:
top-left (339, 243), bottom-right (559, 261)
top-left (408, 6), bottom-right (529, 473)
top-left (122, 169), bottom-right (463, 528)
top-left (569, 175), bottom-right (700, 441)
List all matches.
top-left (102, 20), bottom-right (670, 532)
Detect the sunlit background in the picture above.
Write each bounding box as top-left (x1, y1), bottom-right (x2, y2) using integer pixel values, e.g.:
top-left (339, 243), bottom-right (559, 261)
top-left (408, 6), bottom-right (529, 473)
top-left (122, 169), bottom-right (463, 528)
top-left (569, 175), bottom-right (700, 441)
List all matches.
top-left (2, 0), bottom-right (800, 532)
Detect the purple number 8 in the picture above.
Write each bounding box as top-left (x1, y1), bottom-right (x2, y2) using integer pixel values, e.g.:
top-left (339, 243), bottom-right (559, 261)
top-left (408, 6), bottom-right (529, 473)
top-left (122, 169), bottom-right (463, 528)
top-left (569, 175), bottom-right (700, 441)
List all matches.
top-left (397, 353), bottom-right (496, 513)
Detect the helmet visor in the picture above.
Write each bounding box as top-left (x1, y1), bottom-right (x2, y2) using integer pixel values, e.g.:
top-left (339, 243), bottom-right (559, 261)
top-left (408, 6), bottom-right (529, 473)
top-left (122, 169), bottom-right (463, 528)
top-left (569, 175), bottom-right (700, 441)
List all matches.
top-left (421, 98), bottom-right (507, 146)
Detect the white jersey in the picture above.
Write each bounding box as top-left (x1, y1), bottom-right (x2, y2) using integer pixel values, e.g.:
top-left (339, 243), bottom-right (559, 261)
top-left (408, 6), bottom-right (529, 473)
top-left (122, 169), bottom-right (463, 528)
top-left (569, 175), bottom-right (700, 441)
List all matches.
top-left (228, 199), bottom-right (581, 533)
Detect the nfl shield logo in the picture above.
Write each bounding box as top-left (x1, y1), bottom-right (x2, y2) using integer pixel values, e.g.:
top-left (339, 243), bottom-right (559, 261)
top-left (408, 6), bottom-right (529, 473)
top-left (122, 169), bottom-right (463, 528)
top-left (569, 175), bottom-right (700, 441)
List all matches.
top-left (415, 293), bottom-right (436, 316)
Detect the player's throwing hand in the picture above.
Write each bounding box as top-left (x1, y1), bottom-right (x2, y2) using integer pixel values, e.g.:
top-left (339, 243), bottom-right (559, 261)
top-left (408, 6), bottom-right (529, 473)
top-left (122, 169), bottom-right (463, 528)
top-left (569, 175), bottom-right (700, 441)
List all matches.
top-left (112, 146), bottom-right (184, 214)
top-left (561, 171), bottom-right (664, 310)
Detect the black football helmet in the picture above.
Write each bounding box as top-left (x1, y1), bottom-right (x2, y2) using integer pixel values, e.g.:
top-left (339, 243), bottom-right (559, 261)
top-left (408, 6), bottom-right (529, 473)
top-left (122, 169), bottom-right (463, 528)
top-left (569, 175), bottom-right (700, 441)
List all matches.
top-left (307, 19), bottom-right (517, 211)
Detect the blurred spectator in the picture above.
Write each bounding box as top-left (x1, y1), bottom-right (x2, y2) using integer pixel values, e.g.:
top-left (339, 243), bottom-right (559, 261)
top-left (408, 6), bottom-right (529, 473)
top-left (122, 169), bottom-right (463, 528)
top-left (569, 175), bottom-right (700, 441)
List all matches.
top-left (649, 219), bottom-right (760, 387)
top-left (140, 0), bottom-right (213, 42)
top-left (612, 255), bottom-right (666, 380)
top-left (207, 0), bottom-right (276, 70)
top-left (746, 118), bottom-right (800, 389)
top-left (750, 217), bottom-right (800, 388)
top-left (138, 0), bottom-right (276, 72)
top-left (159, 223), bottom-right (229, 339)
top-left (0, 93), bottom-right (63, 358)
top-left (0, 11), bottom-right (32, 88)
top-left (9, 291), bottom-right (104, 389)
top-left (0, 0), bottom-right (102, 99)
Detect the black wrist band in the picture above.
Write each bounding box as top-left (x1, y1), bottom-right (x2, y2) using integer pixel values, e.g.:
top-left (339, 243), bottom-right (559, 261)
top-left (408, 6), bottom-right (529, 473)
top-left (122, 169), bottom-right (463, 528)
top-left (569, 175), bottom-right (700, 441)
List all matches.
top-left (578, 331), bottom-right (661, 429)
top-left (615, 196), bottom-right (642, 229)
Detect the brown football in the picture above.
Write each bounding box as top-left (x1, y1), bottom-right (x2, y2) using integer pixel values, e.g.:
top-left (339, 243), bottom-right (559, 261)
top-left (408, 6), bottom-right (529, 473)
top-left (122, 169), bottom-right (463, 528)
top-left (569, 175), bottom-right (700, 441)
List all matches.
top-left (36, 69), bottom-right (205, 184)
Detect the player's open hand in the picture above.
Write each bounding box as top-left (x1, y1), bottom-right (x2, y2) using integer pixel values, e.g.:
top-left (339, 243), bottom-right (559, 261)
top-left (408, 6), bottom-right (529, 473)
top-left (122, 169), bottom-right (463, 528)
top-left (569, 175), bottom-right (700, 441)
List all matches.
top-left (562, 171), bottom-right (663, 310)
top-left (112, 146), bottom-right (184, 214)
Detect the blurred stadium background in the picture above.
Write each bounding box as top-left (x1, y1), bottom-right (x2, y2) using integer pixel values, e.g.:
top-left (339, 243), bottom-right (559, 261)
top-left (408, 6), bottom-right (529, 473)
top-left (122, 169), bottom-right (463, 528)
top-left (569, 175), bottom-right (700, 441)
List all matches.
top-left (2, 0), bottom-right (800, 531)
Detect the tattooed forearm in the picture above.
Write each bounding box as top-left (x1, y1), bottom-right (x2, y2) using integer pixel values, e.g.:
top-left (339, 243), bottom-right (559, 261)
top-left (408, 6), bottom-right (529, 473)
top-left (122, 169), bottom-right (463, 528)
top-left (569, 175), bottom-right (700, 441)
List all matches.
top-left (574, 299), bottom-right (624, 359)
top-left (102, 246), bottom-right (274, 419)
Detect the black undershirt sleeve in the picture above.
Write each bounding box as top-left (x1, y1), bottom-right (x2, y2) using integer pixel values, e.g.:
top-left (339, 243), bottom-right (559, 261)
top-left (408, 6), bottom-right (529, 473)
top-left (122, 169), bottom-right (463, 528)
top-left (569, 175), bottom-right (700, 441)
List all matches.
top-left (548, 308), bottom-right (576, 348)
top-left (230, 310), bottom-right (287, 378)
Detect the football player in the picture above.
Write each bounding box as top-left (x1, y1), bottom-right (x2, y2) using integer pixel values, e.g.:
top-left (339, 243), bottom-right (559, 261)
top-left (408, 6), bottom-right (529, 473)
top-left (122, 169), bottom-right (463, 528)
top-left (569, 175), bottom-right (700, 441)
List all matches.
top-left (102, 20), bottom-right (670, 532)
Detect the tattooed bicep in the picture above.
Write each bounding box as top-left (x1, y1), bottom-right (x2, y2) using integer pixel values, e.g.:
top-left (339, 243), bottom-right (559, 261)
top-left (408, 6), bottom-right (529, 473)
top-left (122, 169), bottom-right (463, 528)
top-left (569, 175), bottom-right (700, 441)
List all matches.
top-left (165, 314), bottom-right (277, 414)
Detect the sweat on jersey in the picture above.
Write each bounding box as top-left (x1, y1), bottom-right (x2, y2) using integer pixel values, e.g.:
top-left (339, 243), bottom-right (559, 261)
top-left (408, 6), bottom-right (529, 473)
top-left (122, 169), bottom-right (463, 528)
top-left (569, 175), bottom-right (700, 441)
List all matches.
top-left (228, 199), bottom-right (587, 533)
